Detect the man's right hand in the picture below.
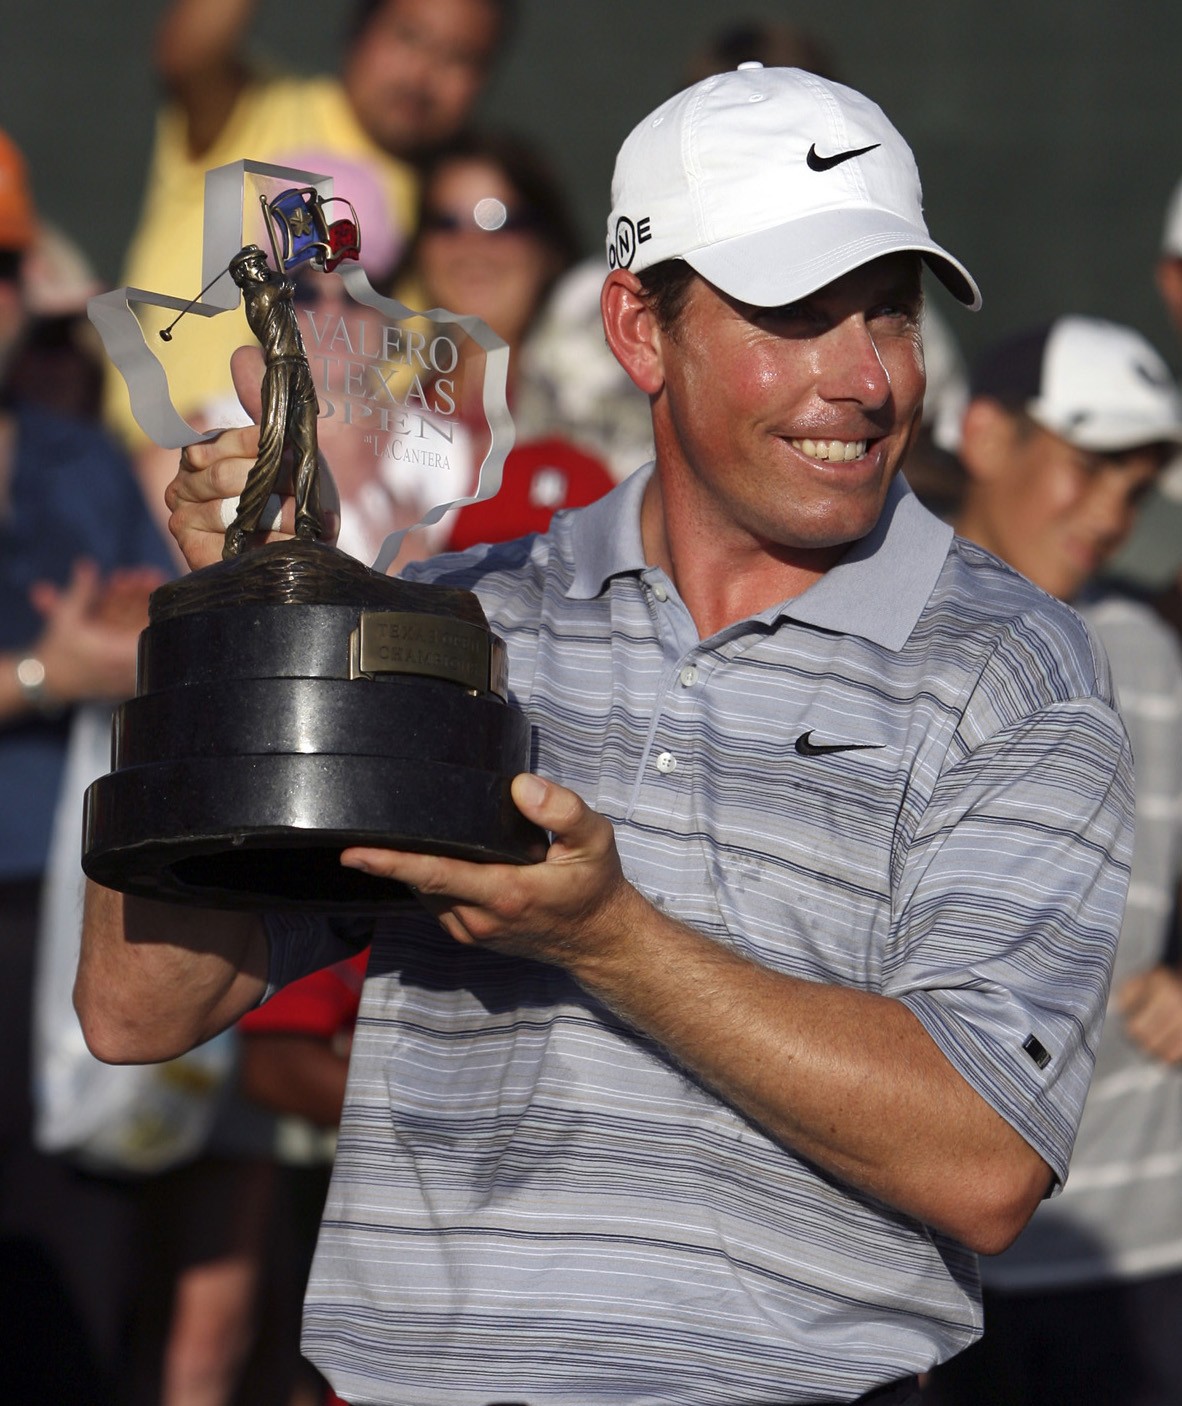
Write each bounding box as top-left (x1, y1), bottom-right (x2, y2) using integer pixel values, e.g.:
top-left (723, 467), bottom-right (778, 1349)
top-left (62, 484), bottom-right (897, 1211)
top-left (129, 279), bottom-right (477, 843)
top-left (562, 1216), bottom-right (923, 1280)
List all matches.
top-left (165, 423), bottom-right (264, 570)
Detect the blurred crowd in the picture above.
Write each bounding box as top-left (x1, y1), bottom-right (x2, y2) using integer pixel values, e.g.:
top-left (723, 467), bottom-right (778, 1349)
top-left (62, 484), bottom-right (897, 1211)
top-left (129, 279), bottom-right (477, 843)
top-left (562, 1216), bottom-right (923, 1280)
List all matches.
top-left (3, 2), bottom-right (1182, 1404)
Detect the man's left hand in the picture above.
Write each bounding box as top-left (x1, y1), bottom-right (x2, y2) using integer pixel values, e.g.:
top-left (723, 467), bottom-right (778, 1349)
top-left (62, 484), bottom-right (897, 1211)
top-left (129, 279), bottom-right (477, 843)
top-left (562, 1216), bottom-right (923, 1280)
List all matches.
top-left (340, 774), bottom-right (639, 975)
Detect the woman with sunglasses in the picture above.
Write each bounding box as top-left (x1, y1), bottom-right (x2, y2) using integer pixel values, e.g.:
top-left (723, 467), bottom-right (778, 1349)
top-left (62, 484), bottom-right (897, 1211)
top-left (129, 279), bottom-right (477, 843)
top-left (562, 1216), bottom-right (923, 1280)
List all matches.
top-left (389, 130), bottom-right (615, 549)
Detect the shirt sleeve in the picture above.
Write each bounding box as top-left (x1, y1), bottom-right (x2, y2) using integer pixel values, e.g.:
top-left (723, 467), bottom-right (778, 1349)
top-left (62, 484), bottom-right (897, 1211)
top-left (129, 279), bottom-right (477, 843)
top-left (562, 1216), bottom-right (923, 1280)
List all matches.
top-left (262, 911), bottom-right (373, 1003)
top-left (887, 695), bottom-right (1134, 1186)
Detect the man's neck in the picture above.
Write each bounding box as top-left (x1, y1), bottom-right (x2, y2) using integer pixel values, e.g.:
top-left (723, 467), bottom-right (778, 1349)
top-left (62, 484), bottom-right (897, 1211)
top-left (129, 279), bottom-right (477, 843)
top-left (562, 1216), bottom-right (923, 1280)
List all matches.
top-left (950, 507), bottom-right (975, 544)
top-left (951, 505), bottom-right (1000, 561)
top-left (640, 469), bottom-right (844, 640)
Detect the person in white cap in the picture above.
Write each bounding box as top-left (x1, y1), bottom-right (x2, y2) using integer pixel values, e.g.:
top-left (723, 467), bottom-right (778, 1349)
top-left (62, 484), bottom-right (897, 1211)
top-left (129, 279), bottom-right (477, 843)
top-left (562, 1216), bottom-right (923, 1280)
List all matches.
top-left (79, 68), bottom-right (1133, 1406)
top-left (925, 316), bottom-right (1182, 1406)
top-left (954, 316), bottom-right (1182, 600)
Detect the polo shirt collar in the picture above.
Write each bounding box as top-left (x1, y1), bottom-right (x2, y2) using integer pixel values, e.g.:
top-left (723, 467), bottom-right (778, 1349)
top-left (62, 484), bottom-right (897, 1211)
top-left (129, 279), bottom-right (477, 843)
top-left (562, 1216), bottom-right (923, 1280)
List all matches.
top-left (567, 462), bottom-right (653, 597)
top-left (780, 474), bottom-right (953, 651)
top-left (567, 463), bottom-right (952, 653)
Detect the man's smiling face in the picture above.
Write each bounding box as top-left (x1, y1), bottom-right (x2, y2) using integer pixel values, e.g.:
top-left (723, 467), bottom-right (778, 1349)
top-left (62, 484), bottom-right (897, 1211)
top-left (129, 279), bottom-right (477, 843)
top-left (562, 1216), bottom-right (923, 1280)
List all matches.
top-left (650, 253), bottom-right (927, 565)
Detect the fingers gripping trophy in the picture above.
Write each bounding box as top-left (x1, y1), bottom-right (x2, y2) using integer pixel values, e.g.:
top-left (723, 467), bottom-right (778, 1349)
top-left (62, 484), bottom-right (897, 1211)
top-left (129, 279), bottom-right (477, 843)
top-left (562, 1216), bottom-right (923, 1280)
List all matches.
top-left (81, 161), bottom-right (541, 912)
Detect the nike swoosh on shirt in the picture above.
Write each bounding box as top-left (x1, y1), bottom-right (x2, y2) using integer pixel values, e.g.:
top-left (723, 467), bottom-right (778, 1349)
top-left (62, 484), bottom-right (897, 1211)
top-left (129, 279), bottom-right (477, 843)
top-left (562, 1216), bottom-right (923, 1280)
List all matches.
top-left (794, 731), bottom-right (884, 757)
top-left (806, 142), bottom-right (881, 172)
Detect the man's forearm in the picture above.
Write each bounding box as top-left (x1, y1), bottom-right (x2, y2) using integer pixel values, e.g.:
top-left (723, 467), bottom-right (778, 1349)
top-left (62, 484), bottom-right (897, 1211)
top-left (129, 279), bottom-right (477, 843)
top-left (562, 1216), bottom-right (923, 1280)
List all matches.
top-left (566, 889), bottom-right (1052, 1256)
top-left (76, 880), bottom-right (269, 1063)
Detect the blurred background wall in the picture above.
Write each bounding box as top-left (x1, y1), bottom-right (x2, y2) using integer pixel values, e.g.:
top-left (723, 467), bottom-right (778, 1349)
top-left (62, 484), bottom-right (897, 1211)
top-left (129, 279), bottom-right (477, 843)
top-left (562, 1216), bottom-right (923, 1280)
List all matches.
top-left (2, 0), bottom-right (1180, 360)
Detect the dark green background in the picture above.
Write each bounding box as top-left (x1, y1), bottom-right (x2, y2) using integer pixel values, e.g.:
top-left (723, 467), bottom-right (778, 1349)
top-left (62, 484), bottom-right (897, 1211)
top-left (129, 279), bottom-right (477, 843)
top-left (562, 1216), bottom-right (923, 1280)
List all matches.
top-left (4, 0), bottom-right (1181, 362)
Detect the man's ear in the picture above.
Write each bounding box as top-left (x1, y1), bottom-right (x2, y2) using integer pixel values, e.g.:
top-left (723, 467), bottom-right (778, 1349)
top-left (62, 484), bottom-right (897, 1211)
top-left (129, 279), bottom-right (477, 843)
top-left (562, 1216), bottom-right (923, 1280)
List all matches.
top-left (958, 397), bottom-right (1020, 483)
top-left (1156, 257), bottom-right (1182, 334)
top-left (601, 269), bottom-right (665, 396)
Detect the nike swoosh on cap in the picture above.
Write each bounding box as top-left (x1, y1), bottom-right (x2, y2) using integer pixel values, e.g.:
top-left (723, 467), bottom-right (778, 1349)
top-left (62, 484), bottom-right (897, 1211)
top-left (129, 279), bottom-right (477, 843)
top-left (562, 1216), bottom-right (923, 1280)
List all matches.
top-left (806, 142), bottom-right (882, 172)
top-left (794, 731), bottom-right (884, 757)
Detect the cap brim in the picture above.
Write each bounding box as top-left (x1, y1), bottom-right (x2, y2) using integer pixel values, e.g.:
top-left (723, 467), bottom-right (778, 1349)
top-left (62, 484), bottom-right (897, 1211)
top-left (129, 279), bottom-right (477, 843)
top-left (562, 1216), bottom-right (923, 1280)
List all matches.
top-left (1028, 405), bottom-right (1182, 453)
top-left (678, 207), bottom-right (981, 311)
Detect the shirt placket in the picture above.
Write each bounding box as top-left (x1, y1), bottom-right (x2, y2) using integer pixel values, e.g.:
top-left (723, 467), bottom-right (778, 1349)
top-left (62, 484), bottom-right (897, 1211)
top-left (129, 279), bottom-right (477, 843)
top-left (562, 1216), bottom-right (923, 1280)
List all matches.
top-left (624, 569), bottom-right (712, 824)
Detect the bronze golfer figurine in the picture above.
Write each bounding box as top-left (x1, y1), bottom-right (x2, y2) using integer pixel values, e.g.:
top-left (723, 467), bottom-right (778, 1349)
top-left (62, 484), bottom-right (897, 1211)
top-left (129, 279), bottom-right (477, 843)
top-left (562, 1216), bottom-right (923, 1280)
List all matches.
top-left (222, 243), bottom-right (322, 558)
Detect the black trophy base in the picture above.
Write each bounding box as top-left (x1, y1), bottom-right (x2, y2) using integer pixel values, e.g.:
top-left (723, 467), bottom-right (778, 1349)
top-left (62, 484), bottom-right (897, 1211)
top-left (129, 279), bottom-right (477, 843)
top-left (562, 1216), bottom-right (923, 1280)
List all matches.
top-left (82, 541), bottom-right (546, 911)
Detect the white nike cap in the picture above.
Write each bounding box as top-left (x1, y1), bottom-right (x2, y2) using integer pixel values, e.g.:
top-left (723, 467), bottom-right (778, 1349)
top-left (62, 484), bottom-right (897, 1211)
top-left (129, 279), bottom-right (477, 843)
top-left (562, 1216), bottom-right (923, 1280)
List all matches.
top-left (606, 64), bottom-right (981, 310)
top-left (970, 316), bottom-right (1182, 452)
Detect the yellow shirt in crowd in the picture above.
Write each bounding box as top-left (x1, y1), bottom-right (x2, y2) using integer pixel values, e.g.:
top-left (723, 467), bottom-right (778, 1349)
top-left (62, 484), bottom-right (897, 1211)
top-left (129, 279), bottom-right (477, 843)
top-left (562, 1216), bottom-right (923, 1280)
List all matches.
top-left (107, 73), bottom-right (418, 450)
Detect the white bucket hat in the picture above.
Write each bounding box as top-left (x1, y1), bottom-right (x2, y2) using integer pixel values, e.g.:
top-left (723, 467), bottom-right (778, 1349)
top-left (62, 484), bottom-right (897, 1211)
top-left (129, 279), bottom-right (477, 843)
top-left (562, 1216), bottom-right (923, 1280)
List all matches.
top-left (606, 64), bottom-right (980, 310)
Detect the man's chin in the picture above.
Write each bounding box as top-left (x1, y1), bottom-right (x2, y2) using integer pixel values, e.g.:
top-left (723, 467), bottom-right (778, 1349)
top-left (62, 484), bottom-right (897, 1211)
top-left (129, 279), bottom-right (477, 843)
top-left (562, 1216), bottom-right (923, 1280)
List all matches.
top-left (776, 488), bottom-right (893, 553)
top-left (369, 105), bottom-right (443, 158)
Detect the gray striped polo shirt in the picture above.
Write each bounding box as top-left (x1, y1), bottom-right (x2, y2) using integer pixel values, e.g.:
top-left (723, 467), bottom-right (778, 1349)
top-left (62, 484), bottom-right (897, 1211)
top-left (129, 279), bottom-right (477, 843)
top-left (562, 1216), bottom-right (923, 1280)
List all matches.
top-left (269, 467), bottom-right (1133, 1405)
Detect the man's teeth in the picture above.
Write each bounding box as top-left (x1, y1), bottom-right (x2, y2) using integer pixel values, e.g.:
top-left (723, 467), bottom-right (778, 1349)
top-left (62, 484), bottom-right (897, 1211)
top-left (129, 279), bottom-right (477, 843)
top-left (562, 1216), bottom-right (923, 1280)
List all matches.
top-left (790, 438), bottom-right (868, 461)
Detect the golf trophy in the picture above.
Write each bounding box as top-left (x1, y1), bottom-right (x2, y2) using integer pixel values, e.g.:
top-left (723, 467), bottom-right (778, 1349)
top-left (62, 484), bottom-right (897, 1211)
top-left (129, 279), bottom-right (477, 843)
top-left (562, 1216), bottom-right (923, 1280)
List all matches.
top-left (82, 160), bottom-right (545, 910)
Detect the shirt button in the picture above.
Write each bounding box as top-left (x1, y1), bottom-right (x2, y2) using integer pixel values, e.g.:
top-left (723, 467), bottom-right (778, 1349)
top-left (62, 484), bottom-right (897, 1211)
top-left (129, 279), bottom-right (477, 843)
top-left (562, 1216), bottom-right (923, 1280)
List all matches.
top-left (652, 583), bottom-right (669, 602)
top-left (656, 751), bottom-right (678, 773)
top-left (679, 665), bottom-right (698, 688)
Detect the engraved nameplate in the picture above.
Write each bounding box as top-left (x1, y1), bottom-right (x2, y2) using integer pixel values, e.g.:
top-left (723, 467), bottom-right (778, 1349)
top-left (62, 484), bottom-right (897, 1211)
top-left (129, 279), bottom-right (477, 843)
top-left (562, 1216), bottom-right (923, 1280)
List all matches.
top-left (355, 612), bottom-right (490, 693)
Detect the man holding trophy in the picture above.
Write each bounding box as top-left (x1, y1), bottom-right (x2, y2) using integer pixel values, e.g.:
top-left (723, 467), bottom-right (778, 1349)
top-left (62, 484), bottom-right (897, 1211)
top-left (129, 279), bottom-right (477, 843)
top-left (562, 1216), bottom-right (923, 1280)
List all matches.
top-left (79, 67), bottom-right (1134, 1406)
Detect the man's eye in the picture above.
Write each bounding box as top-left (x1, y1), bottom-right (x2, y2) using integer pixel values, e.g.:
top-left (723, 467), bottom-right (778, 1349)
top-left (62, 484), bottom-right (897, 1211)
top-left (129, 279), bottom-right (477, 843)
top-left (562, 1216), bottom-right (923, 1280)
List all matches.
top-left (756, 304), bottom-right (816, 330)
top-left (1070, 451), bottom-right (1106, 477)
top-left (873, 302), bottom-right (920, 322)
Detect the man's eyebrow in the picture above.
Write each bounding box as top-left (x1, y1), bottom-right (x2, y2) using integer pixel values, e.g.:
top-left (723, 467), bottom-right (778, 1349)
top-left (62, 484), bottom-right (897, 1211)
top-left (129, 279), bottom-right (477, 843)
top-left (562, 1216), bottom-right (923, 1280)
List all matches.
top-left (759, 298), bottom-right (810, 315)
top-left (871, 276), bottom-right (924, 305)
top-left (738, 291), bottom-right (821, 318)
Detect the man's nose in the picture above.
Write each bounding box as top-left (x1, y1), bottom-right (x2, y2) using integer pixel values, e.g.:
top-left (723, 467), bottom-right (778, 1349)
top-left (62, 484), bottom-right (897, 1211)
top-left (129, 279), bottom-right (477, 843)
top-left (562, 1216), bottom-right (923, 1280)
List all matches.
top-left (400, 34), bottom-right (438, 88)
top-left (818, 318), bottom-right (892, 410)
top-left (1082, 469), bottom-right (1138, 546)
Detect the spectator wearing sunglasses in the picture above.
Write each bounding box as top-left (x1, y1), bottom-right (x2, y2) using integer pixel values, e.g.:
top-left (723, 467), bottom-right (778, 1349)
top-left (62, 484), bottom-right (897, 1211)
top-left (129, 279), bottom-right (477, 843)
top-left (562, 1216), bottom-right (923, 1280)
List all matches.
top-left (388, 131), bottom-right (614, 549)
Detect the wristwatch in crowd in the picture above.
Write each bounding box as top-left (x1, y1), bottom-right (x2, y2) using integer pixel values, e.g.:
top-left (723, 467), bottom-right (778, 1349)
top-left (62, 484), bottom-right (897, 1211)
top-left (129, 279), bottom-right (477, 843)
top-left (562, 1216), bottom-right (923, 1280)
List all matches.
top-left (15, 655), bottom-right (59, 716)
